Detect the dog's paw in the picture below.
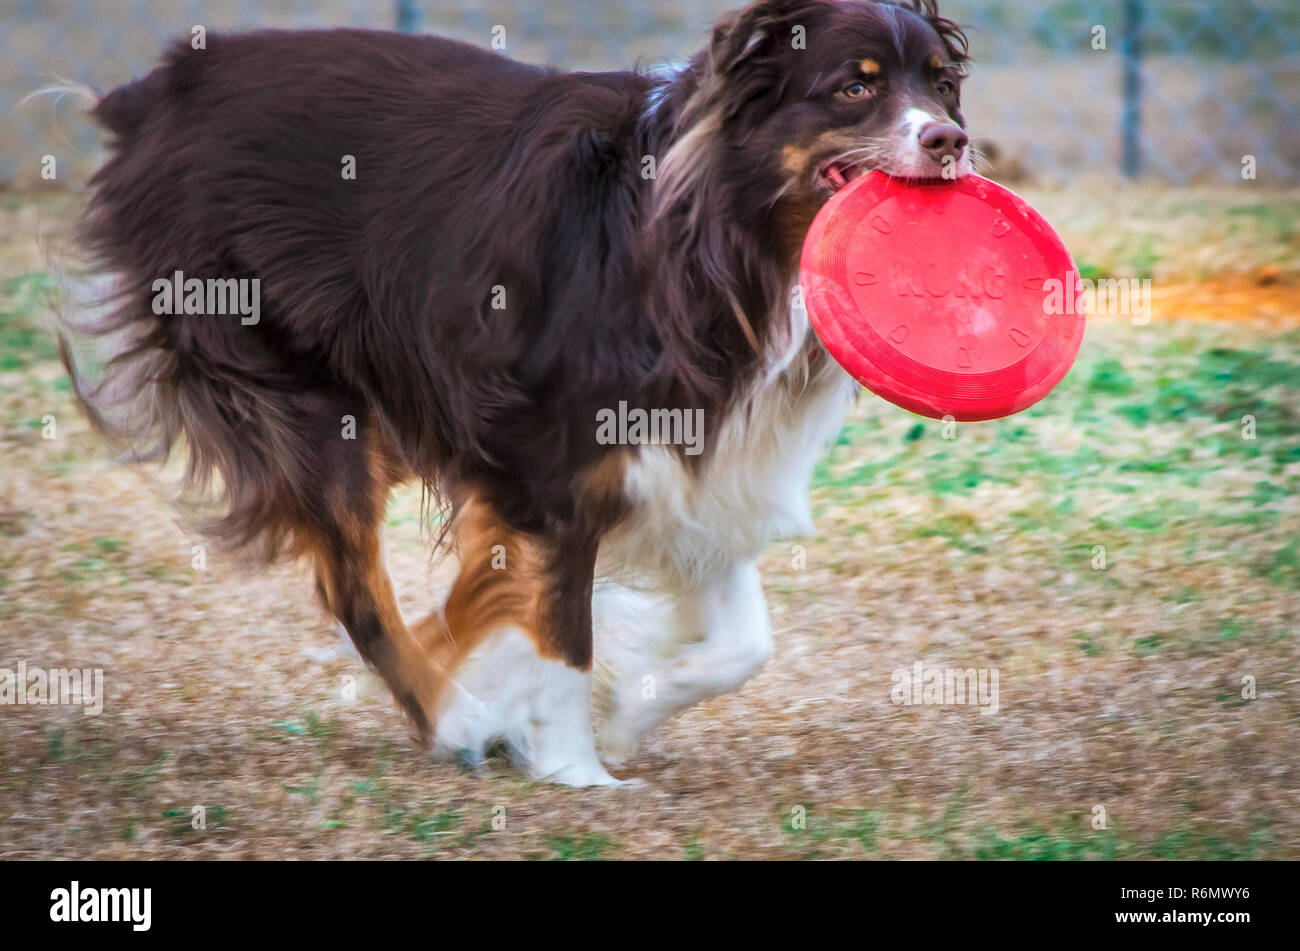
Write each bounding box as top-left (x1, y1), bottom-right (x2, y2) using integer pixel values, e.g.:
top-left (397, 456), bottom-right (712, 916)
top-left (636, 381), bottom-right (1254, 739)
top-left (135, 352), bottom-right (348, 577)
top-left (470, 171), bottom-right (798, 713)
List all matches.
top-left (596, 704), bottom-right (658, 768)
top-left (430, 684), bottom-right (500, 765)
top-left (530, 760), bottom-right (636, 788)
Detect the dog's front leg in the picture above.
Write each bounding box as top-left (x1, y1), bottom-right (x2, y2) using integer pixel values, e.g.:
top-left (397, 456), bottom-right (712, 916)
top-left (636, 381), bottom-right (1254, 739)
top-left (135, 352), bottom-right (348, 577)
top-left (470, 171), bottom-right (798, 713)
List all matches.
top-left (418, 497), bottom-right (629, 786)
top-left (596, 558), bottom-right (774, 765)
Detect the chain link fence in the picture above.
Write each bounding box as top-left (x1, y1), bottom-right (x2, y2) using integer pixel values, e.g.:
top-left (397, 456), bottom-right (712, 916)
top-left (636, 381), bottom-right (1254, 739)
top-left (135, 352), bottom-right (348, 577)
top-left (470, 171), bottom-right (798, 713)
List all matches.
top-left (3, 0), bottom-right (1298, 188)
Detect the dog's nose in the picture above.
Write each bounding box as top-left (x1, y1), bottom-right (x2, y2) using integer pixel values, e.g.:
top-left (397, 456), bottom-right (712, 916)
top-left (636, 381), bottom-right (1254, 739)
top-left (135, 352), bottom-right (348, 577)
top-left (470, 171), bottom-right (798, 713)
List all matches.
top-left (918, 121), bottom-right (969, 163)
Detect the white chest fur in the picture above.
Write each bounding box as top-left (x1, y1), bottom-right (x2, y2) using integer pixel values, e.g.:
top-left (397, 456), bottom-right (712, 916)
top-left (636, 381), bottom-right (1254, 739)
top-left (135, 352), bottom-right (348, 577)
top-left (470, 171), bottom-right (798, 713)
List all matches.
top-left (598, 318), bottom-right (856, 588)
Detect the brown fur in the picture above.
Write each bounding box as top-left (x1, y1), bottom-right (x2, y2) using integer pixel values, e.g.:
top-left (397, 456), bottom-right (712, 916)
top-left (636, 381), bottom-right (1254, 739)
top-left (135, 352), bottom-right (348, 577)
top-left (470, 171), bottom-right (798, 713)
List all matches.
top-left (59, 1), bottom-right (969, 743)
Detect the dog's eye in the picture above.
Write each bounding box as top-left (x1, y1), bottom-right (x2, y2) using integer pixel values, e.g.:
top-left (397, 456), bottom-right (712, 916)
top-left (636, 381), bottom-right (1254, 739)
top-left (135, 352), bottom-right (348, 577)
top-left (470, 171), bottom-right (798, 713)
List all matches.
top-left (937, 79), bottom-right (956, 96)
top-left (843, 81), bottom-right (869, 99)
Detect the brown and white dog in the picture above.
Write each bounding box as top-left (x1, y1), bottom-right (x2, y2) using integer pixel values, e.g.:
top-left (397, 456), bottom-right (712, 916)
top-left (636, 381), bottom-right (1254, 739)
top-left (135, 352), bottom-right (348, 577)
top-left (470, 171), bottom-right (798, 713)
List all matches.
top-left (62, 0), bottom-right (971, 784)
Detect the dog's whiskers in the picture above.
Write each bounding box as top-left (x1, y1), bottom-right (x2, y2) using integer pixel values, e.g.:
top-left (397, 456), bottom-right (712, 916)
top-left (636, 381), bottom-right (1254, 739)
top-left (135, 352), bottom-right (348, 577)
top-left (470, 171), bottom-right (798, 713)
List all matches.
top-left (765, 174), bottom-right (799, 212)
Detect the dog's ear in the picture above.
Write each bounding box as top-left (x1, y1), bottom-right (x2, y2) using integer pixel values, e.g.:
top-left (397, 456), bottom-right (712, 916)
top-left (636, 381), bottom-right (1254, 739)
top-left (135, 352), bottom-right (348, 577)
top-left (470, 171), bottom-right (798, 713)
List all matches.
top-left (903, 0), bottom-right (971, 67)
top-left (708, 0), bottom-right (811, 76)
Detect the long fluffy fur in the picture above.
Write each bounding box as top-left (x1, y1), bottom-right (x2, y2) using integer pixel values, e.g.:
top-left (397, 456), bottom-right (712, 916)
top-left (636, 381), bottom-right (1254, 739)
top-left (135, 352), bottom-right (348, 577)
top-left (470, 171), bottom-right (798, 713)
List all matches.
top-left (62, 1), bottom-right (969, 556)
top-left (56, 1), bottom-right (971, 754)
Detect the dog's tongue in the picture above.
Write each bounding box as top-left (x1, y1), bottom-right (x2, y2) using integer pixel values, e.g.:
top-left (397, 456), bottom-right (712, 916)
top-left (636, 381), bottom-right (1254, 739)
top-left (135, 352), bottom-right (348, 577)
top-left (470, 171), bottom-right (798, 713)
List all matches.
top-left (827, 162), bottom-right (864, 191)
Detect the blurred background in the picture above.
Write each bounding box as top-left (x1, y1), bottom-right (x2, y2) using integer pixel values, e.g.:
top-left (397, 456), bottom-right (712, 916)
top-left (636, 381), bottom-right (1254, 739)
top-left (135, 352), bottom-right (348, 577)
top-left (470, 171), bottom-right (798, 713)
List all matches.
top-left (2, 0), bottom-right (1298, 186)
top-left (1, 1), bottom-right (1297, 859)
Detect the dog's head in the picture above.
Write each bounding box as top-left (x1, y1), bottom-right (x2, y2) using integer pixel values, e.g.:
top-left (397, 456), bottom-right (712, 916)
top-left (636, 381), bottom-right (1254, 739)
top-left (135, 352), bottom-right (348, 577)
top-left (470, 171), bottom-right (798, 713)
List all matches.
top-left (647, 0), bottom-right (974, 372)
top-left (669, 0), bottom-right (971, 249)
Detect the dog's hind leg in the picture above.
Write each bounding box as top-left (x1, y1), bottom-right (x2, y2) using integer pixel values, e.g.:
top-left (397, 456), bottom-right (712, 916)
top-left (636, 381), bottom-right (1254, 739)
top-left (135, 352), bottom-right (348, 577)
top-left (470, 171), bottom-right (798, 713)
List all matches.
top-left (412, 496), bottom-right (627, 786)
top-left (309, 529), bottom-right (446, 739)
top-left (294, 429), bottom-right (448, 740)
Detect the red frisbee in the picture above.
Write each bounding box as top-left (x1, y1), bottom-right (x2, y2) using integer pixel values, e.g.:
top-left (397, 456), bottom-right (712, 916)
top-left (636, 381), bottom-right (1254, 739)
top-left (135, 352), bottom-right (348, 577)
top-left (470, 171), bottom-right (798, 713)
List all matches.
top-left (800, 172), bottom-right (1085, 421)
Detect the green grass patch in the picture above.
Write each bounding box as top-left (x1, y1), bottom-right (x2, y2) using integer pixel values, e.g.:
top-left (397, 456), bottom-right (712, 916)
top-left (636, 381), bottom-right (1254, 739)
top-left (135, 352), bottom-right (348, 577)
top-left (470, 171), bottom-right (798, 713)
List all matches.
top-left (0, 271), bottom-right (58, 370)
top-left (973, 824), bottom-right (1119, 860)
top-left (545, 833), bottom-right (611, 861)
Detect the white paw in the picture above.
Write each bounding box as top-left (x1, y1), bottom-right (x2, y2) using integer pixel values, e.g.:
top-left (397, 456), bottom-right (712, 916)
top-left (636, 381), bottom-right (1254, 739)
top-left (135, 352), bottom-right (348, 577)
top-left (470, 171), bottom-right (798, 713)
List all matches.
top-left (596, 699), bottom-right (661, 767)
top-left (530, 759), bottom-right (637, 788)
top-left (428, 628), bottom-right (639, 787)
top-left (431, 684), bottom-right (500, 766)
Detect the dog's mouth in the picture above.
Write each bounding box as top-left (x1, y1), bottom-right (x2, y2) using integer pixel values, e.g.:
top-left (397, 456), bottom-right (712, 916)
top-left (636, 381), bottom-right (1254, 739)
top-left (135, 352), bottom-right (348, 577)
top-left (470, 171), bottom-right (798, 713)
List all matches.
top-left (816, 155), bottom-right (975, 192)
top-left (818, 160), bottom-right (867, 193)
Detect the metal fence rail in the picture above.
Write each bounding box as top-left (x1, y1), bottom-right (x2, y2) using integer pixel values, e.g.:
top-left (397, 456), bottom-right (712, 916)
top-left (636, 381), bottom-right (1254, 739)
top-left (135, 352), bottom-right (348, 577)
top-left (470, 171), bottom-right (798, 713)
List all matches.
top-left (3, 0), bottom-right (1297, 187)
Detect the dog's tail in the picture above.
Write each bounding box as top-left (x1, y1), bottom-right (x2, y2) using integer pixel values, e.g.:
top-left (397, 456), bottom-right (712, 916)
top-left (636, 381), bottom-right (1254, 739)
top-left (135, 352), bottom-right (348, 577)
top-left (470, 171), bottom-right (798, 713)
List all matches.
top-left (28, 79), bottom-right (163, 469)
top-left (53, 74), bottom-right (332, 561)
top-left (22, 69), bottom-right (171, 136)
top-left (36, 78), bottom-right (190, 474)
top-left (19, 79), bottom-right (100, 181)
top-left (56, 260), bottom-right (317, 561)
top-left (20, 79), bottom-right (100, 115)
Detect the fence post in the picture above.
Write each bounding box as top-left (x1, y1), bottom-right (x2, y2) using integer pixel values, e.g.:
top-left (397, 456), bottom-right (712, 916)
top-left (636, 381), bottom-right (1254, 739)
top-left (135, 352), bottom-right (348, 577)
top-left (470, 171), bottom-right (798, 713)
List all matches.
top-left (1121, 0), bottom-right (1143, 178)
top-left (396, 0), bottom-right (419, 33)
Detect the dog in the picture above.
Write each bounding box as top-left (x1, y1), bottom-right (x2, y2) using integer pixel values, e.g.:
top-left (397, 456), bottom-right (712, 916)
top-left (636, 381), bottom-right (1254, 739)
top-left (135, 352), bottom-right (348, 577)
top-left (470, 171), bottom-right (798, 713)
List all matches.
top-left (61, 0), bottom-right (971, 785)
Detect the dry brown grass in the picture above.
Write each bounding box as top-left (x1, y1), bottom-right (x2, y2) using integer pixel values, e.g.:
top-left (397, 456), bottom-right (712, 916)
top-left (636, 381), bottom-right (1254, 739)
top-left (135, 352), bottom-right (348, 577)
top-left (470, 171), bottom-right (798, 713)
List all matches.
top-left (1, 188), bottom-right (1297, 859)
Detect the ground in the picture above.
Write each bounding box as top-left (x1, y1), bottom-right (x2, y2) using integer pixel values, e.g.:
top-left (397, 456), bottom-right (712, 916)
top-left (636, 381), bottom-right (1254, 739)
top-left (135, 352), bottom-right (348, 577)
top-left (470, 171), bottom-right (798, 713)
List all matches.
top-left (0, 186), bottom-right (1297, 859)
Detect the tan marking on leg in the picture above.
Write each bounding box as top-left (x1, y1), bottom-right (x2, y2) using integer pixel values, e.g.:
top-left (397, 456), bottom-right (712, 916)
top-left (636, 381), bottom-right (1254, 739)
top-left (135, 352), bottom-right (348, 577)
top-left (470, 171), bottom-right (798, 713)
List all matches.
top-left (301, 427), bottom-right (439, 739)
top-left (409, 496), bottom-right (554, 723)
top-left (412, 452), bottom-right (630, 708)
top-left (576, 448), bottom-right (631, 526)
